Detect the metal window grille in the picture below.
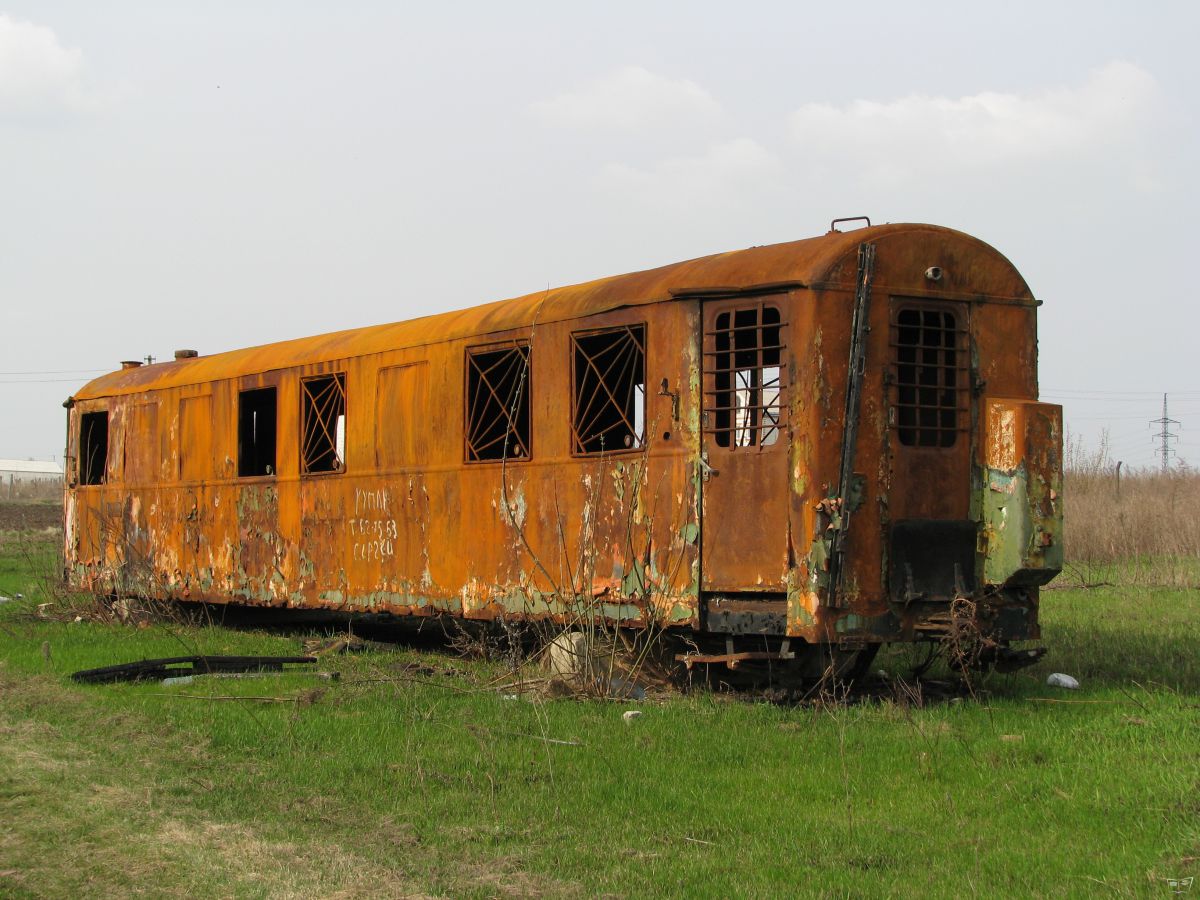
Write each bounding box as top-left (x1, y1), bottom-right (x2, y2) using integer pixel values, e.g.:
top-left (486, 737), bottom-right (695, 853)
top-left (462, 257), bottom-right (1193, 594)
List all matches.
top-left (892, 306), bottom-right (967, 448)
top-left (704, 303), bottom-right (785, 449)
top-left (301, 374), bottom-right (347, 474)
top-left (571, 324), bottom-right (646, 455)
top-left (465, 343), bottom-right (531, 462)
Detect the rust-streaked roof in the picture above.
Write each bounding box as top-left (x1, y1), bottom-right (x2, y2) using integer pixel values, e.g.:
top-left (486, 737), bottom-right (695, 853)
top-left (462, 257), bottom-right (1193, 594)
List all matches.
top-left (73, 223), bottom-right (1022, 400)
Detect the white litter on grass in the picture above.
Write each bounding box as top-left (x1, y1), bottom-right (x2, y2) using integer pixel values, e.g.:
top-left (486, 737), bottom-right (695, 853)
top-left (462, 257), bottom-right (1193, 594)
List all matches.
top-left (0, 596), bottom-right (10, 604)
top-left (1046, 673), bottom-right (1080, 690)
top-left (622, 710), bottom-right (642, 723)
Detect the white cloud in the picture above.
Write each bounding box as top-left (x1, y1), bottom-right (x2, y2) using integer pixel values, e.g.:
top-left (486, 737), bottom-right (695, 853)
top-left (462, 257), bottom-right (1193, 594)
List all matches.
top-left (599, 137), bottom-right (781, 203)
top-left (530, 65), bottom-right (721, 130)
top-left (0, 14), bottom-right (93, 116)
top-left (788, 61), bottom-right (1161, 186)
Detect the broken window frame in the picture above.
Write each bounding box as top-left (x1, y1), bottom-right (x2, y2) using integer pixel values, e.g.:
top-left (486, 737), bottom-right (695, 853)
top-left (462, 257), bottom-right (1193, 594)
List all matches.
top-left (464, 341), bottom-right (532, 463)
top-left (570, 323), bottom-right (647, 456)
top-left (237, 386), bottom-right (278, 478)
top-left (890, 302), bottom-right (968, 449)
top-left (300, 372), bottom-right (347, 476)
top-left (704, 302), bottom-right (786, 450)
top-left (78, 410), bottom-right (109, 486)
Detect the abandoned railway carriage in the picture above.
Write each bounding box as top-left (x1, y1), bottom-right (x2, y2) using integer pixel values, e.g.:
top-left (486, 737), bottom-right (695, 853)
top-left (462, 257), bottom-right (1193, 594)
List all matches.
top-left (64, 222), bottom-right (1062, 670)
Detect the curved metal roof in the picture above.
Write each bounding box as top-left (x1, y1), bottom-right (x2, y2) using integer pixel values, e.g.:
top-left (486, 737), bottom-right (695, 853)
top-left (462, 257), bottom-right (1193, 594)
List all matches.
top-left (73, 223), bottom-right (1028, 400)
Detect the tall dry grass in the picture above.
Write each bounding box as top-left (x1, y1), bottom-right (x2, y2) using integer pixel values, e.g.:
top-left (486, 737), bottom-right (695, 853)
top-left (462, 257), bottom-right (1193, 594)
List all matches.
top-left (1061, 434), bottom-right (1200, 587)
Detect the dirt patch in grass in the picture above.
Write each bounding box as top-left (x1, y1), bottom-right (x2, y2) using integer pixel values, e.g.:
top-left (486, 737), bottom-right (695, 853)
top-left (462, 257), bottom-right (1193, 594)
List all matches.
top-left (0, 501), bottom-right (61, 533)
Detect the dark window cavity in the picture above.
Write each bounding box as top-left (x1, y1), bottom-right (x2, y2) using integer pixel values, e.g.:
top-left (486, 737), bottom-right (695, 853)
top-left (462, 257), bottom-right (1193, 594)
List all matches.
top-left (465, 343), bottom-right (531, 462)
top-left (894, 307), bottom-right (963, 448)
top-left (79, 411), bottom-right (109, 485)
top-left (571, 324), bottom-right (645, 454)
top-left (301, 373), bottom-right (346, 474)
top-left (706, 304), bottom-right (784, 449)
top-left (238, 387), bottom-right (277, 477)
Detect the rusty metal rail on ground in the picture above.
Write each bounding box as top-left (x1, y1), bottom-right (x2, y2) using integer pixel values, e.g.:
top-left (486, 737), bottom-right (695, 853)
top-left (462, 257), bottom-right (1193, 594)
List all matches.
top-left (71, 655), bottom-right (318, 684)
top-left (675, 638), bottom-right (797, 670)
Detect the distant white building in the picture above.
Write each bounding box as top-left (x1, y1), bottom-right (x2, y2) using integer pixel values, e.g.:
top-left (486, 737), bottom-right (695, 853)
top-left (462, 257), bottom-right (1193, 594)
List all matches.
top-left (0, 458), bottom-right (64, 487)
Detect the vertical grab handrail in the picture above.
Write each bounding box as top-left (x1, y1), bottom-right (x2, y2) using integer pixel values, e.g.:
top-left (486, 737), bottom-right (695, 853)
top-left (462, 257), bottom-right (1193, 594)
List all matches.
top-left (825, 242), bottom-right (876, 608)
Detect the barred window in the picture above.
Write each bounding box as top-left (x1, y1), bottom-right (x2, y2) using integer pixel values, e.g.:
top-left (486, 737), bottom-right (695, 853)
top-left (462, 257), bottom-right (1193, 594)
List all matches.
top-left (705, 304), bottom-right (784, 449)
top-left (465, 343), bottom-right (530, 462)
top-left (893, 306), bottom-right (966, 448)
top-left (571, 324), bottom-right (645, 455)
top-left (301, 373), bottom-right (347, 474)
top-left (79, 410), bottom-right (109, 485)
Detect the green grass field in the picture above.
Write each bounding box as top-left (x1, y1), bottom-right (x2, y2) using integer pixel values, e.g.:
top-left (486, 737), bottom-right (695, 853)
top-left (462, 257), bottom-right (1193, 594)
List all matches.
top-left (1, 530), bottom-right (1197, 898)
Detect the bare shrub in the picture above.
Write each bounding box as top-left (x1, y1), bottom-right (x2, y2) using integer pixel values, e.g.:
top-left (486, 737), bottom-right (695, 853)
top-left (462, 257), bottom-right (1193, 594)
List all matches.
top-left (489, 318), bottom-right (684, 700)
top-left (20, 513), bottom-right (204, 629)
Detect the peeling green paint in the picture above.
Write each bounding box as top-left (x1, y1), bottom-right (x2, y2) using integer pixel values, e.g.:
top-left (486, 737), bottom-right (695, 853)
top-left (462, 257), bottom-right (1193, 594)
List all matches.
top-left (834, 613), bottom-right (866, 634)
top-left (621, 558), bottom-right (648, 597)
top-left (981, 463), bottom-right (1063, 587)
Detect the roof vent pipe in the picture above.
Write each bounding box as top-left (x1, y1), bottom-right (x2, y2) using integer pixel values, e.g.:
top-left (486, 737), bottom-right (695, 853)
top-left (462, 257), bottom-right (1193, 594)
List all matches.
top-left (174, 349), bottom-right (199, 360)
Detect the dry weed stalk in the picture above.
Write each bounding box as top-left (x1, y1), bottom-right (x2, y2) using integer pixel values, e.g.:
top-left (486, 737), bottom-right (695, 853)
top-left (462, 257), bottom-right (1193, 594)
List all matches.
top-left (487, 319), bottom-right (685, 700)
top-left (1062, 432), bottom-right (1200, 588)
top-left (35, 507), bottom-right (206, 635)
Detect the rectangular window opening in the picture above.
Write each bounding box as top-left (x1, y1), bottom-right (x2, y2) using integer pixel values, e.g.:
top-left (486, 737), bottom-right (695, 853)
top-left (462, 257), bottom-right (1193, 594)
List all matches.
top-left (465, 343), bottom-right (531, 462)
top-left (572, 324), bottom-right (646, 455)
top-left (301, 373), bottom-right (347, 475)
top-left (893, 306), bottom-right (964, 448)
top-left (79, 410), bottom-right (109, 485)
top-left (238, 387), bottom-right (277, 477)
top-left (706, 304), bottom-right (784, 449)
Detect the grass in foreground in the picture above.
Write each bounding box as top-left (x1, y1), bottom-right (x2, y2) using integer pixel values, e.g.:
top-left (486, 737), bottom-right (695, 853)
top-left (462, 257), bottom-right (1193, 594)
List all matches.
top-left (0, 532), bottom-right (1197, 898)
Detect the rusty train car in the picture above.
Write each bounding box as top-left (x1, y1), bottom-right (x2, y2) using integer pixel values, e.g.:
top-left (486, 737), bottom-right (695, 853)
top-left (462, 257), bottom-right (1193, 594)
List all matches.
top-left (63, 221), bottom-right (1062, 670)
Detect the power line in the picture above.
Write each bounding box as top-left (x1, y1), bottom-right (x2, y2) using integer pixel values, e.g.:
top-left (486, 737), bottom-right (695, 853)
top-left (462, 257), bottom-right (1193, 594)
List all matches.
top-left (1044, 387), bottom-right (1200, 396)
top-left (0, 377), bottom-right (98, 384)
top-left (1045, 395), bottom-right (1200, 404)
top-left (1150, 393), bottom-right (1181, 473)
top-left (0, 368), bottom-right (108, 376)
top-left (1067, 414), bottom-right (1172, 421)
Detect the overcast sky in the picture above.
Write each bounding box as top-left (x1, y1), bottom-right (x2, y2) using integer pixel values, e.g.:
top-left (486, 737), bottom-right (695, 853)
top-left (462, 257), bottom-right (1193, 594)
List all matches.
top-left (3, 2), bottom-right (1197, 469)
